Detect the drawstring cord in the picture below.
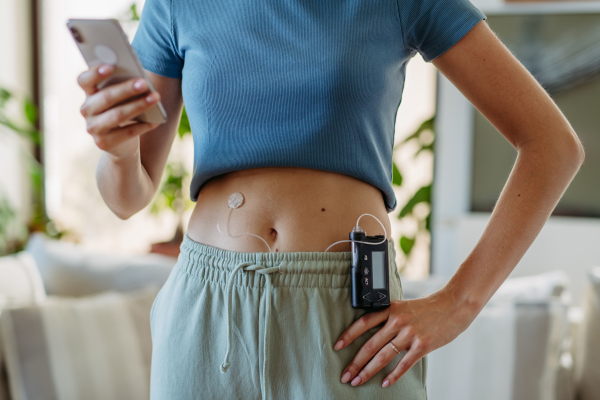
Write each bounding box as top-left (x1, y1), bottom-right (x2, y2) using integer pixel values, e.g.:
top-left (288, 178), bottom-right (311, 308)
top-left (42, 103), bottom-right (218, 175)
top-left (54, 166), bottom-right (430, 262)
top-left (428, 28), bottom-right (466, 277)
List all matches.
top-left (220, 261), bottom-right (280, 400)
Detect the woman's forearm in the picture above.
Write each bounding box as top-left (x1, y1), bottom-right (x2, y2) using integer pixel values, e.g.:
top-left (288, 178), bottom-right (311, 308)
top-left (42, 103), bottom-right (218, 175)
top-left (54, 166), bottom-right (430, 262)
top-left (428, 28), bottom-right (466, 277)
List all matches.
top-left (96, 148), bottom-right (157, 220)
top-left (442, 132), bottom-right (585, 314)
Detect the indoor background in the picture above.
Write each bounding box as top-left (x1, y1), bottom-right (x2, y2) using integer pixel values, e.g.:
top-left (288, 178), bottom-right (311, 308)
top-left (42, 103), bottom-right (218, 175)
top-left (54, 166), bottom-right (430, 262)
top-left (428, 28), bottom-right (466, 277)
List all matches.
top-left (0, 0), bottom-right (599, 399)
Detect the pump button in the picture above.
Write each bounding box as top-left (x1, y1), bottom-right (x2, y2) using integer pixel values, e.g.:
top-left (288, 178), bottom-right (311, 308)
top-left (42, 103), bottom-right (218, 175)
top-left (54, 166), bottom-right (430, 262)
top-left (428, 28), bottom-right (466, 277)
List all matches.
top-left (362, 277), bottom-right (370, 287)
top-left (362, 267), bottom-right (369, 275)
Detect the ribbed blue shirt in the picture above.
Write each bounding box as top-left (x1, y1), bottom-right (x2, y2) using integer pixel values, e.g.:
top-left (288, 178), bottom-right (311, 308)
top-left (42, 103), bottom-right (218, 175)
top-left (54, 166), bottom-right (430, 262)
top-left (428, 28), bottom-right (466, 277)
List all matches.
top-left (132, 0), bottom-right (486, 212)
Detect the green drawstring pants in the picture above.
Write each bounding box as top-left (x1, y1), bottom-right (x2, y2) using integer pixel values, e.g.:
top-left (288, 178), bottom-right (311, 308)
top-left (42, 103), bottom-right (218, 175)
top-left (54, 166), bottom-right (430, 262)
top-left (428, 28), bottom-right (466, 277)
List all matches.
top-left (149, 231), bottom-right (428, 400)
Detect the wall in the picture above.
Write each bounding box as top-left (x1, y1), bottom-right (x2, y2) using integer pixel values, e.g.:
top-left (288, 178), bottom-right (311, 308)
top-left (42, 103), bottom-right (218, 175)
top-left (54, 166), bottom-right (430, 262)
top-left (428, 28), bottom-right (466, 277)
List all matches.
top-left (0, 0), bottom-right (34, 224)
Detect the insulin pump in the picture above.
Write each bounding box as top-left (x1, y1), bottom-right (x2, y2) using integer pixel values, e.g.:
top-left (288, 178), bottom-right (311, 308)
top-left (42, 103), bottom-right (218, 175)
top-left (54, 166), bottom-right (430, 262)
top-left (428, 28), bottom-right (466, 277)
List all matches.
top-left (349, 226), bottom-right (390, 311)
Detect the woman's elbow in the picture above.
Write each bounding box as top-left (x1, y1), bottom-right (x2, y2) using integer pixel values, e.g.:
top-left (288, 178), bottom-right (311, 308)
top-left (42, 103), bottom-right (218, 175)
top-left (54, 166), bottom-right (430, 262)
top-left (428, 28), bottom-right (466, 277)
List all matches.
top-left (523, 128), bottom-right (585, 173)
top-left (575, 135), bottom-right (585, 166)
top-left (567, 129), bottom-right (585, 168)
top-left (555, 130), bottom-right (585, 176)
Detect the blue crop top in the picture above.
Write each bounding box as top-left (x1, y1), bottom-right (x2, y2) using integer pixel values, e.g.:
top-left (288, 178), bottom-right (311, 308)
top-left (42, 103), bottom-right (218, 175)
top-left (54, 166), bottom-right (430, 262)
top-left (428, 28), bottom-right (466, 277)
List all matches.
top-left (131, 0), bottom-right (486, 212)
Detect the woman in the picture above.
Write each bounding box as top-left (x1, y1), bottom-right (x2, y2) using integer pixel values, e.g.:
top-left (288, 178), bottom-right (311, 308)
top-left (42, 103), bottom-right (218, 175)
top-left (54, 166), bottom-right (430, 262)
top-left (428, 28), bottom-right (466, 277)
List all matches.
top-left (76, 0), bottom-right (584, 398)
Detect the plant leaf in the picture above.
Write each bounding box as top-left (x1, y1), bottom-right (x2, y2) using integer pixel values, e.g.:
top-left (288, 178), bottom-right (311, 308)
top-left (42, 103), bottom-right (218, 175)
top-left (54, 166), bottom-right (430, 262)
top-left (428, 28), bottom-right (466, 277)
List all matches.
top-left (28, 129), bottom-right (41, 146)
top-left (178, 106), bottom-right (191, 138)
top-left (0, 88), bottom-right (11, 106)
top-left (392, 162), bottom-right (403, 187)
top-left (393, 115), bottom-right (435, 151)
top-left (400, 236), bottom-right (416, 255)
top-left (24, 98), bottom-right (38, 126)
top-left (398, 185), bottom-right (431, 218)
top-left (415, 141), bottom-right (434, 157)
top-left (130, 4), bottom-right (140, 21)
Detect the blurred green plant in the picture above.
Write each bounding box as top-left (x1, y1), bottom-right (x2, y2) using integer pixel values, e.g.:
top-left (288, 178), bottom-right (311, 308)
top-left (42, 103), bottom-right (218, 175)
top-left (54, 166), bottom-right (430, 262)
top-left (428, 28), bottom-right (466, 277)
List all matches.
top-left (0, 88), bottom-right (39, 145)
top-left (0, 87), bottom-right (68, 255)
top-left (128, 3), bottom-right (140, 21)
top-left (148, 107), bottom-right (195, 233)
top-left (118, 3), bottom-right (140, 35)
top-left (0, 194), bottom-right (21, 255)
top-left (391, 115), bottom-right (435, 272)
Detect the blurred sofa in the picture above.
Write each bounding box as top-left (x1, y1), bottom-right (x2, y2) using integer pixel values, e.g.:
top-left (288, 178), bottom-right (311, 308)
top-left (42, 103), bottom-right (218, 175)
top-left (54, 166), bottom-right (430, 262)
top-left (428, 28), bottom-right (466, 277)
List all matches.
top-left (401, 269), bottom-right (600, 400)
top-left (0, 233), bottom-right (177, 400)
top-left (0, 232), bottom-right (598, 400)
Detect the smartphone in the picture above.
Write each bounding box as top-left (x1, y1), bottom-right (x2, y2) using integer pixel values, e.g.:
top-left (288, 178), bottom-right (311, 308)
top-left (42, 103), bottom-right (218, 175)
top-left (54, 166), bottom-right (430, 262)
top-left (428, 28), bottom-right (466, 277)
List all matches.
top-left (66, 18), bottom-right (167, 124)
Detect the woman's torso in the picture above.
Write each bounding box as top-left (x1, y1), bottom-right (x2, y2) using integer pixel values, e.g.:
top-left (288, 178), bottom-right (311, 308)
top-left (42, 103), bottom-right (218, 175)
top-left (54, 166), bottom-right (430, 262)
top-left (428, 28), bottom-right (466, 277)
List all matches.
top-left (130, 0), bottom-right (408, 217)
top-left (186, 167), bottom-right (391, 253)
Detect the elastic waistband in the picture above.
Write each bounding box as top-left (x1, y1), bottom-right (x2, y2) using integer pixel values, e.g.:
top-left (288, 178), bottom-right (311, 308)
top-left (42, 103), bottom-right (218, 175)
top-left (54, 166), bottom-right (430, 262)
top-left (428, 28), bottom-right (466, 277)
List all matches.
top-left (177, 231), bottom-right (396, 289)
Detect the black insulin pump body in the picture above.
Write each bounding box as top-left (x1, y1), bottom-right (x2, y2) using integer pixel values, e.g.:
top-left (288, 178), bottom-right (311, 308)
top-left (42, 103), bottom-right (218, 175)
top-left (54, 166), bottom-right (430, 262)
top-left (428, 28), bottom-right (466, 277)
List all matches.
top-left (350, 231), bottom-right (390, 310)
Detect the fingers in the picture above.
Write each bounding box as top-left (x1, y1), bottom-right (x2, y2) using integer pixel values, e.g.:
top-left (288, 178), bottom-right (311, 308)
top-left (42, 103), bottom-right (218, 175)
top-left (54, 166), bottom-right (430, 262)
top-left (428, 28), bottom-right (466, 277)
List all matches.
top-left (86, 91), bottom-right (160, 137)
top-left (81, 77), bottom-right (151, 118)
top-left (382, 343), bottom-right (426, 388)
top-left (334, 309), bottom-right (389, 351)
top-left (92, 122), bottom-right (160, 152)
top-left (77, 64), bottom-right (114, 96)
top-left (339, 323), bottom-right (399, 385)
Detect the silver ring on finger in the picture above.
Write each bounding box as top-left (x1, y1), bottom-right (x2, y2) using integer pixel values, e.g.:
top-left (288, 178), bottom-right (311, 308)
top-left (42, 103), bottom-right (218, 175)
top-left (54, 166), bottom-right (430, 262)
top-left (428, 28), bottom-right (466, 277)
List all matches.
top-left (389, 341), bottom-right (400, 355)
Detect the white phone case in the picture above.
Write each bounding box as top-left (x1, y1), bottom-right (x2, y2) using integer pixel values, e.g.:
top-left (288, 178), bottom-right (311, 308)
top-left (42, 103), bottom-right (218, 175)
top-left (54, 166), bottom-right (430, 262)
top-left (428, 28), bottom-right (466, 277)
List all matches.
top-left (66, 18), bottom-right (168, 124)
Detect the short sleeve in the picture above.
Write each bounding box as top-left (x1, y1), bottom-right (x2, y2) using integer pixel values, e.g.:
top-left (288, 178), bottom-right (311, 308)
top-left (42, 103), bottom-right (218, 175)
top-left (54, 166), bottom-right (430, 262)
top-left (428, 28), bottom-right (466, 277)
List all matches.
top-left (131, 0), bottom-right (183, 78)
top-left (398, 0), bottom-right (487, 63)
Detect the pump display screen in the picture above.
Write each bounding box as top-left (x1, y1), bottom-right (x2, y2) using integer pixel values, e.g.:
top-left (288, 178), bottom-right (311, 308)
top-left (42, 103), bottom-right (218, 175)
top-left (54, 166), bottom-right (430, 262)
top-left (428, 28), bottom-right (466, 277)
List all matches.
top-left (371, 251), bottom-right (385, 289)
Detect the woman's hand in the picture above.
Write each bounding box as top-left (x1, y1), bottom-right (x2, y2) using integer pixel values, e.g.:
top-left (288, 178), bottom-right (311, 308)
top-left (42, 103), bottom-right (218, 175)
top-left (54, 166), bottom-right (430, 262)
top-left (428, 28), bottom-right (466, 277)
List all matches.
top-left (334, 288), bottom-right (480, 388)
top-left (77, 64), bottom-right (162, 160)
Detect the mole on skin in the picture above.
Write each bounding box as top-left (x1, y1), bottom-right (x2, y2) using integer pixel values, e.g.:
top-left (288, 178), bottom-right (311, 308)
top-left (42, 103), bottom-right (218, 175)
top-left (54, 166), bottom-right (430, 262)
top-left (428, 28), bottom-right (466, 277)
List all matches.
top-left (321, 208), bottom-right (325, 211)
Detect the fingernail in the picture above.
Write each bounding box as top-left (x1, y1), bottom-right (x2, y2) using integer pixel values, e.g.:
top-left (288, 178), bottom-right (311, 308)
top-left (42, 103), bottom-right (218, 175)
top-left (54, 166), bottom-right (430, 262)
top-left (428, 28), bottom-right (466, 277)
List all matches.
top-left (382, 379), bottom-right (390, 388)
top-left (341, 371), bottom-right (351, 384)
top-left (134, 79), bottom-right (147, 91)
top-left (98, 65), bottom-right (113, 75)
top-left (334, 340), bottom-right (344, 351)
top-left (351, 376), bottom-right (361, 386)
top-left (146, 93), bottom-right (156, 103)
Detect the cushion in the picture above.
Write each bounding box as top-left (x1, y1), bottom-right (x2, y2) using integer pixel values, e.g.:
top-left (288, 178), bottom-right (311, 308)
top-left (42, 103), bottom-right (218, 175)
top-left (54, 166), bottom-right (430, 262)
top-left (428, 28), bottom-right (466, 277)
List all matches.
top-left (0, 251), bottom-right (47, 400)
top-left (400, 275), bottom-right (448, 300)
top-left (0, 286), bottom-right (158, 400)
top-left (24, 232), bottom-right (176, 297)
top-left (488, 270), bottom-right (570, 305)
top-left (574, 266), bottom-right (600, 400)
top-left (400, 270), bottom-right (569, 304)
top-left (0, 251), bottom-right (46, 308)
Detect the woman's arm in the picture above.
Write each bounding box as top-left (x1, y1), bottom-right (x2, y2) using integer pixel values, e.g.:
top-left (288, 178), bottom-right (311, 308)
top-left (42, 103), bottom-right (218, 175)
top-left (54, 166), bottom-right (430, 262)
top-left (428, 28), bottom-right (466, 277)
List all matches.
top-left (334, 19), bottom-right (585, 389)
top-left (94, 70), bottom-right (183, 219)
top-left (429, 18), bottom-right (584, 319)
